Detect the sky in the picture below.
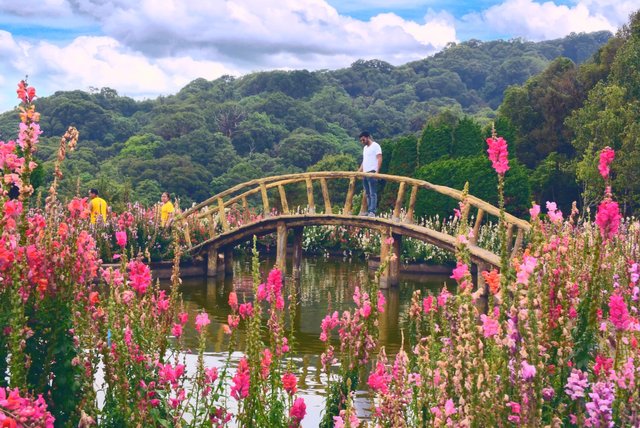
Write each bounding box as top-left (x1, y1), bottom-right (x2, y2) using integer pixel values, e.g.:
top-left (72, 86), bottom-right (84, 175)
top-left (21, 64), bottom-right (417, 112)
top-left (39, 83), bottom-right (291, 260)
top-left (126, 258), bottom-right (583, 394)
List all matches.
top-left (0, 0), bottom-right (636, 113)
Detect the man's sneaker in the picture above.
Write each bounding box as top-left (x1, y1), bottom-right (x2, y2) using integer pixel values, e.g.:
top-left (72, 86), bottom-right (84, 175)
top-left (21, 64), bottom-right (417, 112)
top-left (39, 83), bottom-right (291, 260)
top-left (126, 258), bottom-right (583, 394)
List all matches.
top-left (367, 212), bottom-right (376, 217)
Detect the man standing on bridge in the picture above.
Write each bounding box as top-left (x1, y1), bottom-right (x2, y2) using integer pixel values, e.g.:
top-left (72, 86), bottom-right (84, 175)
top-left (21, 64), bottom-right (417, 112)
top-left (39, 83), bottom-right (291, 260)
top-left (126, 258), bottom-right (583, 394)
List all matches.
top-left (357, 131), bottom-right (382, 217)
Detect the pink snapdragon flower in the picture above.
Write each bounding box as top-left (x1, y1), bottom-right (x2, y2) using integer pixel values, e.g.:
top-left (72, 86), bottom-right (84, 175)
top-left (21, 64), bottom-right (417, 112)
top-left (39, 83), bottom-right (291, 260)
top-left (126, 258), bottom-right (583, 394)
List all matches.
top-left (231, 358), bottom-right (250, 400)
top-left (516, 254), bottom-right (538, 285)
top-left (115, 231), bottom-right (127, 247)
top-left (546, 201), bottom-right (563, 223)
top-left (444, 399), bottom-right (457, 417)
top-left (486, 135), bottom-right (509, 174)
top-left (598, 146), bottom-right (615, 179)
top-left (609, 294), bottom-right (630, 331)
top-left (480, 314), bottom-right (500, 338)
top-left (289, 397), bottom-right (307, 426)
top-left (127, 260), bottom-right (152, 294)
top-left (367, 362), bottom-right (390, 394)
top-left (450, 261), bottom-right (469, 281)
top-left (239, 302), bottom-right (253, 319)
top-left (565, 369), bottom-right (589, 400)
top-left (596, 199), bottom-right (621, 241)
top-left (520, 360), bottom-right (537, 381)
top-left (195, 312), bottom-right (211, 333)
top-left (423, 295), bottom-right (435, 313)
top-left (529, 203), bottom-right (540, 219)
top-left (282, 373), bottom-right (298, 395)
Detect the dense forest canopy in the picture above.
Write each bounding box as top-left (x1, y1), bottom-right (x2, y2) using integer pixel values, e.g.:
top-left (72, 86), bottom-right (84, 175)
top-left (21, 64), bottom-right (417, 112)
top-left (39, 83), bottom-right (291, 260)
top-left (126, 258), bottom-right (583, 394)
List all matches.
top-left (0, 28), bottom-right (624, 217)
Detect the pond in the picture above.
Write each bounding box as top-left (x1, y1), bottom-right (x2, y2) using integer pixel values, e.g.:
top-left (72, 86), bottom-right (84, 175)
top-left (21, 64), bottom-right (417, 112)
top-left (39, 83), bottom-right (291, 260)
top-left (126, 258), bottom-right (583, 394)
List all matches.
top-left (173, 255), bottom-right (455, 426)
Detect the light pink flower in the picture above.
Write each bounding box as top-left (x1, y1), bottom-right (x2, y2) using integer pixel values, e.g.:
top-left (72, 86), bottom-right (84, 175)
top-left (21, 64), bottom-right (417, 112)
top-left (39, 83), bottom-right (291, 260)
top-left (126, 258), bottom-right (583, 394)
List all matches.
top-left (521, 360), bottom-right (536, 381)
top-left (546, 201), bottom-right (563, 223)
top-left (480, 314), bottom-right (500, 338)
top-left (529, 203), bottom-right (540, 219)
top-left (195, 312), bottom-right (211, 333)
top-left (444, 399), bottom-right (457, 416)
top-left (228, 291), bottom-right (238, 311)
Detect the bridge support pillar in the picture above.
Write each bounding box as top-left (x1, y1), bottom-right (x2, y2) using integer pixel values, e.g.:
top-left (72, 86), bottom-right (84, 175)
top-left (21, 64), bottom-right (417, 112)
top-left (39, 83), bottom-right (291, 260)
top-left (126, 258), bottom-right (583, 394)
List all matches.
top-left (359, 190), bottom-right (368, 215)
top-left (379, 230), bottom-right (401, 288)
top-left (292, 227), bottom-right (303, 280)
top-left (224, 248), bottom-right (234, 276)
top-left (276, 221), bottom-right (287, 273)
top-left (207, 246), bottom-right (218, 277)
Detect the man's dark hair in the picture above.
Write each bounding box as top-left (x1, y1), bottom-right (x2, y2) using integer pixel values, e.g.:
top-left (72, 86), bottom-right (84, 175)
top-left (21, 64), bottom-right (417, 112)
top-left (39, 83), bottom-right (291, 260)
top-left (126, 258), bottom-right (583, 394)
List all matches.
top-left (89, 188), bottom-right (99, 196)
top-left (359, 131), bottom-right (371, 139)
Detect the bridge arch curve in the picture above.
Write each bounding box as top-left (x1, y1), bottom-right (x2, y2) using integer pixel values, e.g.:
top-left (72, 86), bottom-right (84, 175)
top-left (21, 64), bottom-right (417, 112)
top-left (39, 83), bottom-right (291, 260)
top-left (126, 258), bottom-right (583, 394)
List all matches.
top-left (177, 171), bottom-right (530, 286)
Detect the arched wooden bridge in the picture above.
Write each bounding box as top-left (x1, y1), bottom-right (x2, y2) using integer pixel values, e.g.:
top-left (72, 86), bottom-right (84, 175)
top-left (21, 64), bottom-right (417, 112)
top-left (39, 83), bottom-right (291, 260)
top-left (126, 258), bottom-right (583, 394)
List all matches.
top-left (177, 172), bottom-right (530, 287)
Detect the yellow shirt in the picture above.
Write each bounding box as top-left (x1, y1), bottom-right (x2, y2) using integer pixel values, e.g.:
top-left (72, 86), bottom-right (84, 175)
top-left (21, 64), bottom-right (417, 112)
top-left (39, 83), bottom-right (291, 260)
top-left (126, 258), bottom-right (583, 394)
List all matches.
top-left (161, 201), bottom-right (175, 226)
top-left (90, 197), bottom-right (107, 224)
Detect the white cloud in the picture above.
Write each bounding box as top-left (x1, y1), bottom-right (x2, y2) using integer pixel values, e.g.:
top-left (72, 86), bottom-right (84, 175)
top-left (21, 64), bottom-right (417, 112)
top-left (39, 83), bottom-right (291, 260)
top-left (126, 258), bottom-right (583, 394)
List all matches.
top-left (578, 0), bottom-right (638, 28)
top-left (49, 0), bottom-right (456, 66)
top-left (0, 0), bottom-right (635, 113)
top-left (0, 34), bottom-right (238, 112)
top-left (462, 0), bottom-right (630, 41)
top-left (0, 0), bottom-right (72, 17)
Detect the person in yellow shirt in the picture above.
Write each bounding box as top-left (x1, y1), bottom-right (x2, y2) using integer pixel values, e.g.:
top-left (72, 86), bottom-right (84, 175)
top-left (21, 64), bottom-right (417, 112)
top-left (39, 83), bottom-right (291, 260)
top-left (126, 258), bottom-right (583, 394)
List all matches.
top-left (160, 192), bottom-right (175, 227)
top-left (88, 188), bottom-right (108, 224)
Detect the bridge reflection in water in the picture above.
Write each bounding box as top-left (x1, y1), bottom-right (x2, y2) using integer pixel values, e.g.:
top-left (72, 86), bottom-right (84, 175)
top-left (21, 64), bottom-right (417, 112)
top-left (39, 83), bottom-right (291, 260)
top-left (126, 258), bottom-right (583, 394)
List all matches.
top-left (171, 255), bottom-right (455, 426)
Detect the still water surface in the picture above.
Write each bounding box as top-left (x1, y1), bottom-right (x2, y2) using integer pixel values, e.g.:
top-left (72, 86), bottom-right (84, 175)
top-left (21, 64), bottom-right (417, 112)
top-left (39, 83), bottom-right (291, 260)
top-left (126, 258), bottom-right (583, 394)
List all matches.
top-left (174, 255), bottom-right (453, 426)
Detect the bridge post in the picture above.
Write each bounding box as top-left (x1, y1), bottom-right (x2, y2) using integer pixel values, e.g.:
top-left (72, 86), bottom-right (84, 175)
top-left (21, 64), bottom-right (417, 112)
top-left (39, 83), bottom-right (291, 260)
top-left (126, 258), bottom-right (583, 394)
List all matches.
top-left (390, 234), bottom-right (401, 286)
top-left (292, 227), bottom-right (303, 280)
top-left (207, 246), bottom-right (218, 277)
top-left (224, 248), bottom-right (234, 276)
top-left (276, 221), bottom-right (287, 273)
top-left (359, 191), bottom-right (368, 215)
top-left (379, 229), bottom-right (401, 288)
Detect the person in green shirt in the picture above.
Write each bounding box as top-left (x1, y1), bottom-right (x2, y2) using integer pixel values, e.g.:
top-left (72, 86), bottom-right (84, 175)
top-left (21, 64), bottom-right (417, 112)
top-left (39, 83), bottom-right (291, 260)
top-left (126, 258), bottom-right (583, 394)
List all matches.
top-left (89, 188), bottom-right (108, 224)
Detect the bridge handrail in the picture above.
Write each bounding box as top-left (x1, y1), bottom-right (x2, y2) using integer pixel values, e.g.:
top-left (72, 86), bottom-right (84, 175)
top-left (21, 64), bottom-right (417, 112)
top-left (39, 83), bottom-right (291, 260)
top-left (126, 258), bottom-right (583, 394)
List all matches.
top-left (177, 171), bottom-right (530, 231)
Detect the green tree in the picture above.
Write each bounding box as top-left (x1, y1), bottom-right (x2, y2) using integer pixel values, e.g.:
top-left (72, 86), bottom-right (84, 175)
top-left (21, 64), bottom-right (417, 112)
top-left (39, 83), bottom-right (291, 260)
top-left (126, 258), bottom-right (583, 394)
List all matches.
top-left (380, 135), bottom-right (418, 209)
top-left (232, 112), bottom-right (287, 154)
top-left (452, 117), bottom-right (483, 157)
top-left (414, 155), bottom-right (531, 218)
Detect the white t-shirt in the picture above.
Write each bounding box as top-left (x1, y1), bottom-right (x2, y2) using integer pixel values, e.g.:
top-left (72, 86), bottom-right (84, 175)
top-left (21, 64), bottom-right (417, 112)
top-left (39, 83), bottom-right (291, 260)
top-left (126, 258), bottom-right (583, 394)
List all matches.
top-left (362, 141), bottom-right (382, 172)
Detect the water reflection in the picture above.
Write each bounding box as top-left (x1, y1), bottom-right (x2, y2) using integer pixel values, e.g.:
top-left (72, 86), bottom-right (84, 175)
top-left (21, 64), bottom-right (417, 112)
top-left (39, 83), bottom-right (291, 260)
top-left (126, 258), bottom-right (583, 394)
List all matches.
top-left (172, 255), bottom-right (454, 426)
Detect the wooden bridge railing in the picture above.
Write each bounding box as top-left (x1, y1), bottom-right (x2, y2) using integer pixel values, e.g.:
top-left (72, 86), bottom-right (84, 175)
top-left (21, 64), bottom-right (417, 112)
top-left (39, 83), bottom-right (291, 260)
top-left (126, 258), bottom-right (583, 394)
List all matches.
top-left (177, 171), bottom-right (531, 259)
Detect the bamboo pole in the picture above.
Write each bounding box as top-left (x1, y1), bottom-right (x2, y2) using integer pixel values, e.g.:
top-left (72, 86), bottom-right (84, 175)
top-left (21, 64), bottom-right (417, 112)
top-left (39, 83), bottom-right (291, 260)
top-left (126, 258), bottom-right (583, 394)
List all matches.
top-left (393, 182), bottom-right (406, 221)
top-left (344, 177), bottom-right (356, 215)
top-left (260, 182), bottom-right (270, 216)
top-left (471, 208), bottom-right (484, 245)
top-left (207, 212), bottom-right (216, 240)
top-left (406, 185), bottom-right (418, 224)
top-left (218, 198), bottom-right (229, 232)
top-left (242, 196), bottom-right (249, 223)
top-left (306, 178), bottom-right (315, 214)
top-left (278, 185), bottom-right (289, 214)
top-left (510, 228), bottom-right (524, 259)
top-left (320, 178), bottom-right (332, 214)
top-left (276, 222), bottom-right (287, 272)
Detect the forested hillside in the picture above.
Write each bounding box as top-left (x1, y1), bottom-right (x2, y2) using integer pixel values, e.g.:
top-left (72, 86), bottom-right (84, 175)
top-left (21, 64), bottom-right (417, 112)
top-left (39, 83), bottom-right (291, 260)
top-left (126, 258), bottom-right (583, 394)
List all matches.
top-left (0, 30), bottom-right (613, 212)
